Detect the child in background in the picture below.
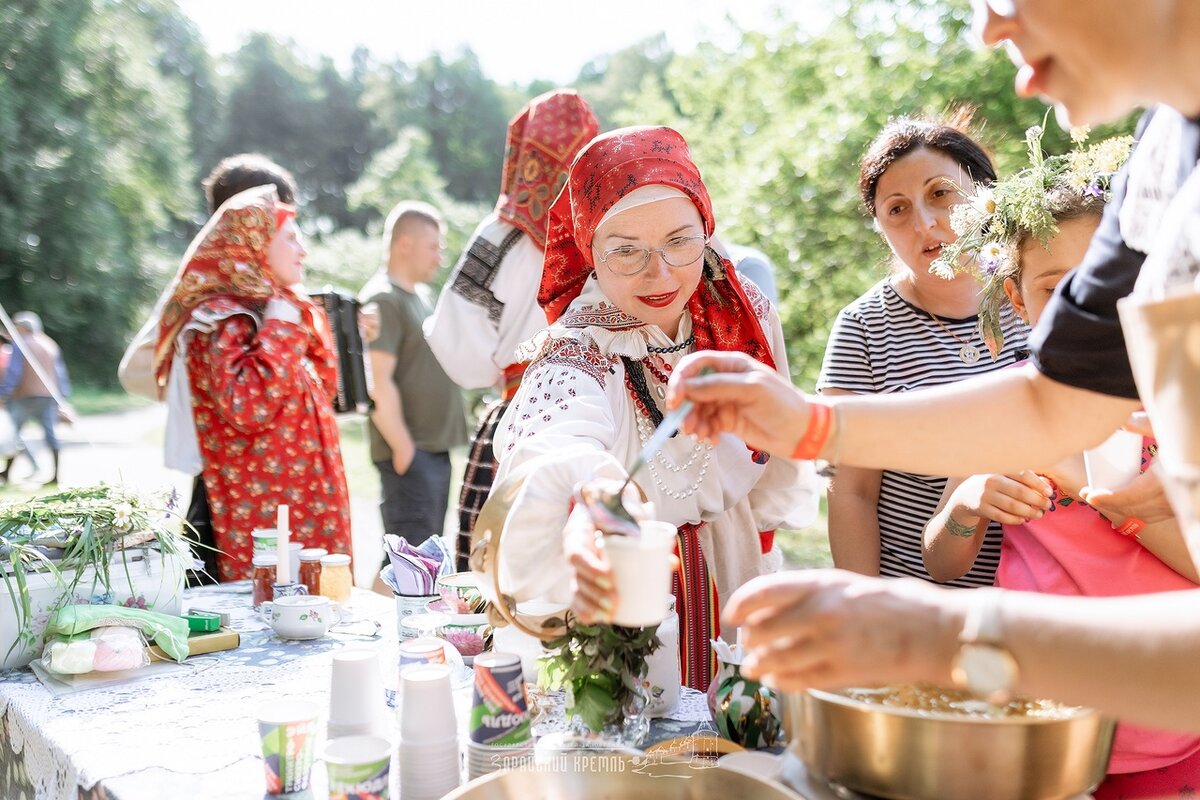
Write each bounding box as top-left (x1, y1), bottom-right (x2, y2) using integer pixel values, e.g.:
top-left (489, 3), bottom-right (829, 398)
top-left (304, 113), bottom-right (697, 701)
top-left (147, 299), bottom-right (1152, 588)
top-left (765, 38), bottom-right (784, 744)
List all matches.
top-left (922, 127), bottom-right (1200, 797)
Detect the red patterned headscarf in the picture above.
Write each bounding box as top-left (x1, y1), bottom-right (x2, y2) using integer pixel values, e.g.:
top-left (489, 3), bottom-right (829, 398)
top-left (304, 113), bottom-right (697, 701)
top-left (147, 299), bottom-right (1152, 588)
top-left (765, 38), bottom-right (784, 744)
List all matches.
top-left (495, 89), bottom-right (599, 248)
top-left (538, 125), bottom-right (775, 370)
top-left (153, 184), bottom-right (332, 389)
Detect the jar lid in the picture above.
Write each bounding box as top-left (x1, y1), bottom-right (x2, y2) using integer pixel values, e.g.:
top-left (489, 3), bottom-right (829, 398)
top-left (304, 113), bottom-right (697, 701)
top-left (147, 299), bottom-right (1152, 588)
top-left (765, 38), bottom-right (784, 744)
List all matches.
top-left (252, 553), bottom-right (279, 566)
top-left (299, 548), bottom-right (327, 561)
top-left (321, 553), bottom-right (352, 566)
top-left (251, 528), bottom-right (278, 537)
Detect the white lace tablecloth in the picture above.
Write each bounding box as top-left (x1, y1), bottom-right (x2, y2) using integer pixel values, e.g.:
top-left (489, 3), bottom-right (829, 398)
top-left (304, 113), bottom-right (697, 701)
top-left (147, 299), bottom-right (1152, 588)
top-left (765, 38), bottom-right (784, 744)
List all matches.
top-left (0, 584), bottom-right (715, 800)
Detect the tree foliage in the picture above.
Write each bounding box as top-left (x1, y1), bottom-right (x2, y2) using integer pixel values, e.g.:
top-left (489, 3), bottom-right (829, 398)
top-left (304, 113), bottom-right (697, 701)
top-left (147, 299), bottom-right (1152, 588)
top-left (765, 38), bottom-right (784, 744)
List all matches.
top-left (0, 0), bottom-right (194, 384)
top-left (1, 0), bottom-right (1139, 391)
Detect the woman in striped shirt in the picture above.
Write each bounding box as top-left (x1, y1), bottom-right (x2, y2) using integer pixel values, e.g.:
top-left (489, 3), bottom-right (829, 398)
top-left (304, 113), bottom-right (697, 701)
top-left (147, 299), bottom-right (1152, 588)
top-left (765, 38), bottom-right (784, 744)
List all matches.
top-left (817, 114), bottom-right (1029, 587)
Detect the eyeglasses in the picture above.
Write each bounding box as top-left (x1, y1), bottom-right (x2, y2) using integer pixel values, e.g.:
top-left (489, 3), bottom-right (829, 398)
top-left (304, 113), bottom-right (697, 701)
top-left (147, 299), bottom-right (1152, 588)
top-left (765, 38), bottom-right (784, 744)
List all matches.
top-left (970, 0), bottom-right (1016, 19)
top-left (597, 234), bottom-right (708, 277)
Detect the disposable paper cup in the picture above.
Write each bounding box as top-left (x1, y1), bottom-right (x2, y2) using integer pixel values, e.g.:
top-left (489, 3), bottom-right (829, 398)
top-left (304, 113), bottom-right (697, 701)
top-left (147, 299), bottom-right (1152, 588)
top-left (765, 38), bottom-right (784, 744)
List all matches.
top-left (399, 664), bottom-right (457, 741)
top-left (324, 735), bottom-right (392, 799)
top-left (394, 592), bottom-right (439, 638)
top-left (604, 520), bottom-right (677, 628)
top-left (1084, 429), bottom-right (1144, 492)
top-left (329, 649), bottom-right (385, 737)
top-left (257, 699), bottom-right (319, 795)
top-left (252, 528), bottom-right (279, 556)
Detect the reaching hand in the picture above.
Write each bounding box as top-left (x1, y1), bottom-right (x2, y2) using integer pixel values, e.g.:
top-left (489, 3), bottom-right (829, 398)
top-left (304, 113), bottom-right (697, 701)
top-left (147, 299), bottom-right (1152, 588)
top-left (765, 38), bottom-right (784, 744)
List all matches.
top-left (358, 302), bottom-right (381, 344)
top-left (562, 505), bottom-right (616, 624)
top-left (723, 570), bottom-right (959, 691)
top-left (666, 351), bottom-right (810, 457)
top-left (1082, 468), bottom-right (1176, 524)
top-left (947, 471), bottom-right (1053, 527)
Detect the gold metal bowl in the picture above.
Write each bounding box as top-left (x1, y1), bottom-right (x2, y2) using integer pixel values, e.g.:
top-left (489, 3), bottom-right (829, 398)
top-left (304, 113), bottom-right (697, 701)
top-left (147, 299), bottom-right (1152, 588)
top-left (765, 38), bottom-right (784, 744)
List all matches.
top-left (783, 688), bottom-right (1115, 800)
top-left (443, 751), bottom-right (804, 800)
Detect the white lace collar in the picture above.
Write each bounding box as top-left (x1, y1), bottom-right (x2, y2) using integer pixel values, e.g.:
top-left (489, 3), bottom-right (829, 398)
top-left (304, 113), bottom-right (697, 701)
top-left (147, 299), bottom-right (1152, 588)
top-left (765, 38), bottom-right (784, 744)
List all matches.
top-left (519, 275), bottom-right (692, 360)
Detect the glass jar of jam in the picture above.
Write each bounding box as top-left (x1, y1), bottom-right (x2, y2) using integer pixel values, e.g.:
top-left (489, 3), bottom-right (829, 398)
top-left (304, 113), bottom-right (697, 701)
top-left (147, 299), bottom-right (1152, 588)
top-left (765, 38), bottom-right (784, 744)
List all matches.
top-left (251, 554), bottom-right (278, 608)
top-left (298, 548), bottom-right (327, 596)
top-left (319, 553), bottom-right (353, 605)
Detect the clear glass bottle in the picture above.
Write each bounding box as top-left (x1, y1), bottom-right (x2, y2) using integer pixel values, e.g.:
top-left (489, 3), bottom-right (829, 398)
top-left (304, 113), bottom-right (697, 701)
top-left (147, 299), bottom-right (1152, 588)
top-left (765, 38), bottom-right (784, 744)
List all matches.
top-left (319, 553), bottom-right (352, 605)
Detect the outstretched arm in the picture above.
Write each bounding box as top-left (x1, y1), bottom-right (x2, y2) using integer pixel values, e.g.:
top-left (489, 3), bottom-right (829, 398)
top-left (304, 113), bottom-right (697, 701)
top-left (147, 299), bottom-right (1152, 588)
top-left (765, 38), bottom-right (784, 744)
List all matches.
top-left (668, 352), bottom-right (1138, 478)
top-left (724, 569), bottom-right (1200, 733)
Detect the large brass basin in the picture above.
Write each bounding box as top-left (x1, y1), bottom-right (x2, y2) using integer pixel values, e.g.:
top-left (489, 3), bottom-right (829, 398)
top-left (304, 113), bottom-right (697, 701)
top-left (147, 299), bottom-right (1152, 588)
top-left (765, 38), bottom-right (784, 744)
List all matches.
top-left (783, 689), bottom-right (1115, 800)
top-left (443, 751), bottom-right (804, 799)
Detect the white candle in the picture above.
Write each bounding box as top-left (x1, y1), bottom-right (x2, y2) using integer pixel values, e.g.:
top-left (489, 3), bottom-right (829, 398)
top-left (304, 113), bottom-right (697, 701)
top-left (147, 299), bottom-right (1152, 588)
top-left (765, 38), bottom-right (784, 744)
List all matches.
top-left (276, 505), bottom-right (290, 585)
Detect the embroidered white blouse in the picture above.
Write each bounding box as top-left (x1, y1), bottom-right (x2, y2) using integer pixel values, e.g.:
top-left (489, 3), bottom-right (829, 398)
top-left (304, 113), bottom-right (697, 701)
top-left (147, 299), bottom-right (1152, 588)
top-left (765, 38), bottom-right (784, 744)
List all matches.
top-left (424, 213), bottom-right (550, 391)
top-left (490, 273), bottom-right (819, 612)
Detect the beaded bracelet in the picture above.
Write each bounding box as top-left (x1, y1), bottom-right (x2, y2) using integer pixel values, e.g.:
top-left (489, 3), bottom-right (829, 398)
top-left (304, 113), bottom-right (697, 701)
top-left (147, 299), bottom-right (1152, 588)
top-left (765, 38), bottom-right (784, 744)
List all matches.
top-left (1112, 516), bottom-right (1146, 537)
top-left (791, 400), bottom-right (832, 461)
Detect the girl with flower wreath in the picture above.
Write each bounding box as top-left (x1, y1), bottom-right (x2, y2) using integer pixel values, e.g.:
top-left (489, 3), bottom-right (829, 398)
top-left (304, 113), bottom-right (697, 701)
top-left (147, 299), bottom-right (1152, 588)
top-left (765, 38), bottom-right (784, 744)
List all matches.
top-left (922, 129), bottom-right (1200, 798)
top-left (152, 185), bottom-right (352, 581)
top-left (487, 126), bottom-right (819, 692)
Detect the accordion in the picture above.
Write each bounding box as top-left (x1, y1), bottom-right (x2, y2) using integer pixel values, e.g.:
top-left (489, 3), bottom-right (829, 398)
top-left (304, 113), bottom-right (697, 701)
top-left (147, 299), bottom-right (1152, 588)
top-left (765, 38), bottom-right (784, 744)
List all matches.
top-left (310, 288), bottom-right (371, 414)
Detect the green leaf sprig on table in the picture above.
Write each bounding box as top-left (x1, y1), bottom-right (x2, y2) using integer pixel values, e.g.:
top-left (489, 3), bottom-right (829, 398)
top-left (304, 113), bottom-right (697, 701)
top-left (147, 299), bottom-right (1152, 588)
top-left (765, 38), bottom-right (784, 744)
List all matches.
top-left (538, 616), bottom-right (661, 734)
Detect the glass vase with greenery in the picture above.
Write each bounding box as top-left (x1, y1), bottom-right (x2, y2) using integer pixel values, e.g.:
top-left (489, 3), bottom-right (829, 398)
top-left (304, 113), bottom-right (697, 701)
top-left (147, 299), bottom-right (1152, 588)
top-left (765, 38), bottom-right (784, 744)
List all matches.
top-left (538, 617), bottom-right (661, 746)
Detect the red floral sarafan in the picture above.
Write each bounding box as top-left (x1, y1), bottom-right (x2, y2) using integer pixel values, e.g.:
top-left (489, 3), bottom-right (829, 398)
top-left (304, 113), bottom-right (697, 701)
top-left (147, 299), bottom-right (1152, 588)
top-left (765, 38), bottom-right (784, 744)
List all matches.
top-left (495, 89), bottom-right (599, 248)
top-left (156, 186), bottom-right (351, 581)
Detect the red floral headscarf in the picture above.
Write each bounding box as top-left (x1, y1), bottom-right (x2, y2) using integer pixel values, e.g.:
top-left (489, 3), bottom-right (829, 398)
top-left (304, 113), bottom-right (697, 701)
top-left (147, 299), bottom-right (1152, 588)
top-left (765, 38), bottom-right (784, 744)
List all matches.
top-left (495, 89), bottom-right (599, 248)
top-left (153, 184), bottom-right (332, 389)
top-left (538, 125), bottom-right (776, 370)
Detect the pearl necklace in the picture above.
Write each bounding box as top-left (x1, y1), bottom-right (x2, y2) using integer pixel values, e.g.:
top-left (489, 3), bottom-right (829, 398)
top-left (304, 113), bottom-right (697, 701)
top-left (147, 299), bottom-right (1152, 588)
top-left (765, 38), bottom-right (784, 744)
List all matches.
top-left (623, 348), bottom-right (712, 500)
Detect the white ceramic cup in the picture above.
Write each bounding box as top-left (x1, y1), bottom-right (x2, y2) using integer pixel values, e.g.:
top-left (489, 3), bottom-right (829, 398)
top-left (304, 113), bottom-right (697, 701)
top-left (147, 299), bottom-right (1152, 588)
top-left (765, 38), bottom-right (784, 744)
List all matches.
top-left (259, 595), bottom-right (342, 640)
top-left (328, 649), bottom-right (386, 738)
top-left (398, 663), bottom-right (457, 742)
top-left (604, 520), bottom-right (677, 628)
top-left (1084, 429), bottom-right (1144, 492)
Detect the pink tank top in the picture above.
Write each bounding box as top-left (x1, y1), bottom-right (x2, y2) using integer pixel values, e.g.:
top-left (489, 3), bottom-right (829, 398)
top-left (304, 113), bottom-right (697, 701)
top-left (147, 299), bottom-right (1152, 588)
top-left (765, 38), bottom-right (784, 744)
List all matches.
top-left (996, 438), bottom-right (1200, 773)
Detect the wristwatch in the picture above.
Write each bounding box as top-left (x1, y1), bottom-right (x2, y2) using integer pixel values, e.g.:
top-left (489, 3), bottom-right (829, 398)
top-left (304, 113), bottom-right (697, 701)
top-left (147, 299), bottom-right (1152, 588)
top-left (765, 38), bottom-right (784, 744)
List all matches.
top-left (950, 588), bottom-right (1018, 705)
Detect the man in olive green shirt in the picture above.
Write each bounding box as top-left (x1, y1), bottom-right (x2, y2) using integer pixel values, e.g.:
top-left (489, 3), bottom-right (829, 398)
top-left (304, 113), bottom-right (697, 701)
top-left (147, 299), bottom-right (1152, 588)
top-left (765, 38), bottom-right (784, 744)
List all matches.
top-left (362, 201), bottom-right (467, 552)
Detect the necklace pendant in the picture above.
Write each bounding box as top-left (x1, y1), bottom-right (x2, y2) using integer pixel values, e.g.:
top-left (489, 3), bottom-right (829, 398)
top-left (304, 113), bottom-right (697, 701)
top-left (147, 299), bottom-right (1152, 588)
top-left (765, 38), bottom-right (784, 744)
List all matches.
top-left (959, 344), bottom-right (981, 364)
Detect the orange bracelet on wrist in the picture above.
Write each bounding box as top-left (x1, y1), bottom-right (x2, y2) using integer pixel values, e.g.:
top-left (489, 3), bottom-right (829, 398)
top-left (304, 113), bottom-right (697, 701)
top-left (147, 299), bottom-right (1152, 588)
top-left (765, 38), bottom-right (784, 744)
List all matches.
top-left (1113, 517), bottom-right (1146, 537)
top-left (791, 400), bottom-right (832, 461)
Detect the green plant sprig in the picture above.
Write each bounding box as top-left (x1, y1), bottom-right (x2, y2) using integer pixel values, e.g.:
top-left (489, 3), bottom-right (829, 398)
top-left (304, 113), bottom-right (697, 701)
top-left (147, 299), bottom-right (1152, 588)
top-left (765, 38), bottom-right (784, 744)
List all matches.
top-left (538, 615), bottom-right (661, 734)
top-left (0, 484), bottom-right (193, 662)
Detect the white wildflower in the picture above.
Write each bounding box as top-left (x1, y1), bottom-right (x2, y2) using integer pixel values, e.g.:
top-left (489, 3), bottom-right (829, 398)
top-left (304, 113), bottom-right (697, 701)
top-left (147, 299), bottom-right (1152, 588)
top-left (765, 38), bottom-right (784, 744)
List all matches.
top-left (112, 503), bottom-right (134, 531)
top-left (969, 186), bottom-right (997, 217)
top-left (981, 241), bottom-right (1006, 264)
top-left (949, 202), bottom-right (985, 237)
top-left (929, 257), bottom-right (957, 281)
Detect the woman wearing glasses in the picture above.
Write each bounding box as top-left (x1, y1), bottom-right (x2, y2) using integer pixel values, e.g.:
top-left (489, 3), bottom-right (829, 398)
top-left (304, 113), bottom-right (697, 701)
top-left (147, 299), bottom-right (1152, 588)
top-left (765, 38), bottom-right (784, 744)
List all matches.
top-left (489, 126), bottom-right (818, 691)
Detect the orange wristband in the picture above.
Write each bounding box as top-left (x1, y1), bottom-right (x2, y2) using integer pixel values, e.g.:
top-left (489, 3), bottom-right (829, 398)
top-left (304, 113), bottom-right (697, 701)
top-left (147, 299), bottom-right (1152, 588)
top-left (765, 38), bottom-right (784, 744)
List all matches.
top-left (791, 400), bottom-right (832, 461)
top-left (1113, 517), bottom-right (1145, 537)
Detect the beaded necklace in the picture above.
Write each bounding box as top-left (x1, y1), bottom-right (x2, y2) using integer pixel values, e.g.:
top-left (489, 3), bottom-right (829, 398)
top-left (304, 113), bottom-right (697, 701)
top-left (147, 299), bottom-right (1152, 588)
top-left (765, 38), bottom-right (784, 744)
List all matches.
top-left (621, 334), bottom-right (711, 500)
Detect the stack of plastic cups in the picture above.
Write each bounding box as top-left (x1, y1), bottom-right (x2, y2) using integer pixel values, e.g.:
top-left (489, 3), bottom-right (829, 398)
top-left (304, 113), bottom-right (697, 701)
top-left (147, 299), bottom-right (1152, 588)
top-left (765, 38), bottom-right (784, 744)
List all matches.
top-left (466, 652), bottom-right (533, 780)
top-left (398, 664), bottom-right (461, 800)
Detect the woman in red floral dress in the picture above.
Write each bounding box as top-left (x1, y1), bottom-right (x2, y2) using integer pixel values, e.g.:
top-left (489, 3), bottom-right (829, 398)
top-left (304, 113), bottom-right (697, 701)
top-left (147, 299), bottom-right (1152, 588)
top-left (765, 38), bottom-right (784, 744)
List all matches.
top-left (153, 185), bottom-right (352, 581)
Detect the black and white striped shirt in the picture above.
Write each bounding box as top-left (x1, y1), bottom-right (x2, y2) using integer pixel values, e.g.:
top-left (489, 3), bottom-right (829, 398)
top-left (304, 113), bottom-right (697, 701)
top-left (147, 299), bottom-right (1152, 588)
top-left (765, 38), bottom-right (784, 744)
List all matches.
top-left (817, 281), bottom-right (1030, 588)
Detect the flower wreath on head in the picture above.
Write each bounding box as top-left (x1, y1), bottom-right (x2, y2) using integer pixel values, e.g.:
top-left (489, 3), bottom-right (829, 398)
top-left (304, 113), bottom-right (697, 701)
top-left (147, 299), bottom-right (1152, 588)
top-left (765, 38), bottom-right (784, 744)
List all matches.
top-left (931, 120), bottom-right (1134, 359)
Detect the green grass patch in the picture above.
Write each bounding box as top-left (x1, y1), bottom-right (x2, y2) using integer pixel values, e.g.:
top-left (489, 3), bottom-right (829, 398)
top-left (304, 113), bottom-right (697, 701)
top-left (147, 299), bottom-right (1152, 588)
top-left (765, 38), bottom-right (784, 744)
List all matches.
top-left (776, 495), bottom-right (832, 570)
top-left (69, 385), bottom-right (154, 416)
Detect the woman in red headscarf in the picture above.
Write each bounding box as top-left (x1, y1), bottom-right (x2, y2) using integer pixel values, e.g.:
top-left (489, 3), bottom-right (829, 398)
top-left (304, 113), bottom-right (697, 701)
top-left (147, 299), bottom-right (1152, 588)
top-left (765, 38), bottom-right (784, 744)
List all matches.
top-left (489, 126), bottom-right (819, 691)
top-left (426, 89), bottom-right (599, 571)
top-left (154, 185), bottom-right (352, 581)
